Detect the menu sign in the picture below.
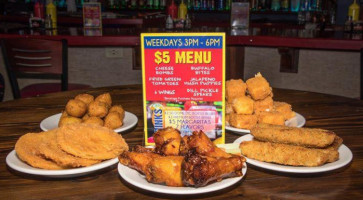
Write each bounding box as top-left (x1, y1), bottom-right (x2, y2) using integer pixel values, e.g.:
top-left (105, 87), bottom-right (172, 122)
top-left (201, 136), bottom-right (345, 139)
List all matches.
top-left (141, 33), bottom-right (226, 145)
top-left (83, 2), bottom-right (102, 34)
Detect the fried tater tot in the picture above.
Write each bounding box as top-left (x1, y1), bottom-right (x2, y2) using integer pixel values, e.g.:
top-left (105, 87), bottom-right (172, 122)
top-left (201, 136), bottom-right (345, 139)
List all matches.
top-left (240, 140), bottom-right (338, 167)
top-left (58, 116), bottom-right (82, 127)
top-left (246, 72), bottom-right (272, 100)
top-left (226, 79), bottom-right (247, 103)
top-left (229, 113), bottom-right (258, 130)
top-left (88, 101), bottom-right (109, 118)
top-left (109, 105), bottom-right (125, 120)
top-left (104, 111), bottom-right (123, 129)
top-left (83, 116), bottom-right (104, 126)
top-left (254, 96), bottom-right (273, 113)
top-left (274, 101), bottom-right (295, 120)
top-left (75, 93), bottom-right (94, 106)
top-left (251, 123), bottom-right (337, 148)
top-left (232, 96), bottom-right (254, 115)
top-left (95, 93), bottom-right (112, 107)
top-left (258, 111), bottom-right (285, 126)
top-left (65, 99), bottom-right (87, 117)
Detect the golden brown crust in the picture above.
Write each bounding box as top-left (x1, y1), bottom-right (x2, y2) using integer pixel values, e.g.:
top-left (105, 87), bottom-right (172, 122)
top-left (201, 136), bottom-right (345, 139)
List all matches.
top-left (74, 93), bottom-right (94, 106)
top-left (226, 79), bottom-right (246, 103)
top-left (95, 93), bottom-right (112, 107)
top-left (65, 99), bottom-right (87, 117)
top-left (57, 123), bottom-right (128, 160)
top-left (88, 101), bottom-right (109, 118)
top-left (104, 112), bottom-right (123, 129)
top-left (246, 73), bottom-right (272, 100)
top-left (83, 116), bottom-right (104, 126)
top-left (229, 113), bottom-right (258, 130)
top-left (232, 96), bottom-right (254, 115)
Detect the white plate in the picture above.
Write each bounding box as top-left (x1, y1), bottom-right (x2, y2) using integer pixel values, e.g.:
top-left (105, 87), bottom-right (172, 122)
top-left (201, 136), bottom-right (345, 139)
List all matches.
top-left (226, 112), bottom-right (306, 134)
top-left (118, 162), bottom-right (247, 195)
top-left (40, 111), bottom-right (138, 133)
top-left (234, 134), bottom-right (353, 173)
top-left (6, 150), bottom-right (118, 178)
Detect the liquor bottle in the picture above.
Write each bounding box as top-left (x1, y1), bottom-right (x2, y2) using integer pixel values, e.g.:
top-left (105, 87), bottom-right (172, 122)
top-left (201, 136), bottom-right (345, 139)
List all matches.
top-left (34, 0), bottom-right (42, 18)
top-left (178, 0), bottom-right (187, 19)
top-left (44, 14), bottom-right (52, 29)
top-left (225, 0), bottom-right (231, 10)
top-left (109, 0), bottom-right (115, 8)
top-left (290, 0), bottom-right (300, 12)
top-left (166, 15), bottom-right (173, 29)
top-left (194, 0), bottom-right (200, 10)
top-left (154, 0), bottom-right (160, 9)
top-left (138, 0), bottom-right (146, 9)
top-left (147, 0), bottom-right (153, 9)
top-left (300, 0), bottom-right (309, 11)
top-left (160, 0), bottom-right (166, 9)
top-left (185, 14), bottom-right (192, 29)
top-left (216, 0), bottom-right (224, 10)
top-left (168, 0), bottom-right (178, 19)
top-left (348, 0), bottom-right (360, 22)
top-left (187, 0), bottom-right (193, 10)
top-left (201, 0), bottom-right (207, 10)
top-left (120, 0), bottom-right (127, 8)
top-left (131, 0), bottom-right (137, 9)
top-left (280, 0), bottom-right (288, 11)
top-left (271, 0), bottom-right (280, 11)
top-left (46, 0), bottom-right (57, 28)
top-left (208, 0), bottom-right (214, 10)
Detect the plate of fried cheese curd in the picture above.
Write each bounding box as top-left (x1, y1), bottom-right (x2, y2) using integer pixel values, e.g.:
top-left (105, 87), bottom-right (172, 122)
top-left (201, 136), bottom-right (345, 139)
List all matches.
top-left (225, 73), bottom-right (305, 134)
top-left (234, 124), bottom-right (353, 173)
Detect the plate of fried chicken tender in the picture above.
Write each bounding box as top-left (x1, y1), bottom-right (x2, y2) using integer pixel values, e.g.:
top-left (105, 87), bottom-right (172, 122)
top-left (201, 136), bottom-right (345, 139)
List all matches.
top-left (234, 124), bottom-right (353, 173)
top-left (6, 123), bottom-right (129, 177)
top-left (226, 73), bottom-right (305, 134)
top-left (40, 92), bottom-right (138, 133)
top-left (118, 127), bottom-right (247, 194)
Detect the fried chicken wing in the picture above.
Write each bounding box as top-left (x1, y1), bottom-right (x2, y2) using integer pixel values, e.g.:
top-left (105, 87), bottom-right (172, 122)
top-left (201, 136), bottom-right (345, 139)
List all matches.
top-left (154, 127), bottom-right (182, 156)
top-left (182, 152), bottom-right (245, 187)
top-left (146, 156), bottom-right (184, 187)
top-left (180, 130), bottom-right (231, 158)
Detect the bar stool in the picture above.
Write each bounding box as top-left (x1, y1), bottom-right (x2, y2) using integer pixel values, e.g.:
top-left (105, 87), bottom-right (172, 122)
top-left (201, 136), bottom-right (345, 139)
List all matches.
top-left (1, 38), bottom-right (90, 99)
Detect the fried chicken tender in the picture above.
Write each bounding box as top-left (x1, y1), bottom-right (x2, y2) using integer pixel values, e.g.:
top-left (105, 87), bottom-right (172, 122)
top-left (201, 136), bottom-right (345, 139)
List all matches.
top-left (229, 113), bottom-right (258, 130)
top-left (15, 132), bottom-right (63, 170)
top-left (38, 130), bottom-right (100, 168)
top-left (258, 111), bottom-right (285, 126)
top-left (274, 101), bottom-right (295, 120)
top-left (240, 140), bottom-right (339, 167)
top-left (65, 99), bottom-right (87, 117)
top-left (83, 116), bottom-right (104, 126)
top-left (251, 124), bottom-right (337, 148)
top-left (226, 79), bottom-right (247, 103)
top-left (232, 96), bottom-right (254, 115)
top-left (254, 96), bottom-right (273, 113)
top-left (58, 116), bottom-right (82, 127)
top-left (104, 111), bottom-right (123, 129)
top-left (246, 72), bottom-right (272, 100)
top-left (109, 105), bottom-right (125, 120)
top-left (95, 93), bottom-right (112, 107)
top-left (75, 93), bottom-right (94, 106)
top-left (88, 101), bottom-right (109, 118)
top-left (57, 123), bottom-right (128, 160)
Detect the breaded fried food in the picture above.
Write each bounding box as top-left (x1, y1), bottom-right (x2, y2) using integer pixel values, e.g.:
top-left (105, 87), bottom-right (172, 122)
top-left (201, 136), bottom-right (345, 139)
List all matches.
top-left (75, 93), bottom-right (94, 106)
top-left (109, 105), bottom-right (125, 120)
top-left (225, 103), bottom-right (233, 114)
top-left (65, 99), bottom-right (87, 117)
top-left (274, 101), bottom-right (295, 120)
top-left (246, 72), bottom-right (272, 100)
top-left (88, 101), bottom-right (109, 118)
top-left (95, 93), bottom-right (112, 107)
top-left (58, 116), bottom-right (82, 127)
top-left (226, 79), bottom-right (246, 103)
top-left (38, 130), bottom-right (100, 168)
top-left (251, 124), bottom-right (337, 148)
top-left (254, 95), bottom-right (273, 113)
top-left (83, 116), bottom-right (104, 126)
top-left (15, 132), bottom-right (63, 170)
top-left (240, 140), bottom-right (338, 167)
top-left (57, 123), bottom-right (128, 160)
top-left (232, 96), bottom-right (254, 115)
top-left (327, 136), bottom-right (343, 150)
top-left (228, 113), bottom-right (258, 130)
top-left (154, 127), bottom-right (182, 156)
top-left (225, 114), bottom-right (230, 125)
top-left (104, 111), bottom-right (123, 129)
top-left (258, 111), bottom-right (285, 126)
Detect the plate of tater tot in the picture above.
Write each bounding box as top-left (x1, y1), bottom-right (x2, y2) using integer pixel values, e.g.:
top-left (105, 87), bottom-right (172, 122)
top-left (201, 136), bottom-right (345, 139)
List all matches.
top-left (225, 73), bottom-right (305, 134)
top-left (40, 93), bottom-right (138, 133)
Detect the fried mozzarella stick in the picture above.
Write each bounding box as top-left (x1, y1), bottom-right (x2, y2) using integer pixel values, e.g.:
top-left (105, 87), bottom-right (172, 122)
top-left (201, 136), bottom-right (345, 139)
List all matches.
top-left (251, 124), bottom-right (336, 148)
top-left (240, 140), bottom-right (339, 167)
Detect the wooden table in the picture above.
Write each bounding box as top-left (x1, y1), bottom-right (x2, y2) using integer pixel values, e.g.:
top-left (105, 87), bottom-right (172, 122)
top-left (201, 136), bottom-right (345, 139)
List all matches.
top-left (1, 85), bottom-right (362, 199)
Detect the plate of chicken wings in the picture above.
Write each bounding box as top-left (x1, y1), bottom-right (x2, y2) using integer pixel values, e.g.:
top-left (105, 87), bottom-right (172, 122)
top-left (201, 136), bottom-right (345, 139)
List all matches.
top-left (118, 127), bottom-right (247, 194)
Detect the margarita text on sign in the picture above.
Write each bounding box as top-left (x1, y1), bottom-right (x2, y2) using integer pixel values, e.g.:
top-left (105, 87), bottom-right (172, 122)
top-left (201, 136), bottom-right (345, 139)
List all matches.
top-left (154, 51), bottom-right (212, 65)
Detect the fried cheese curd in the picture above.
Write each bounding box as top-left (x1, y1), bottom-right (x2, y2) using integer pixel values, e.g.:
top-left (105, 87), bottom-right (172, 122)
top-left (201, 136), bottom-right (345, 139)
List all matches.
top-left (254, 95), bottom-right (273, 113)
top-left (274, 101), bottom-right (295, 120)
top-left (258, 111), bottom-right (285, 126)
top-left (232, 96), bottom-right (254, 115)
top-left (226, 79), bottom-right (247, 103)
top-left (229, 113), bottom-right (258, 130)
top-left (246, 73), bottom-right (272, 100)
